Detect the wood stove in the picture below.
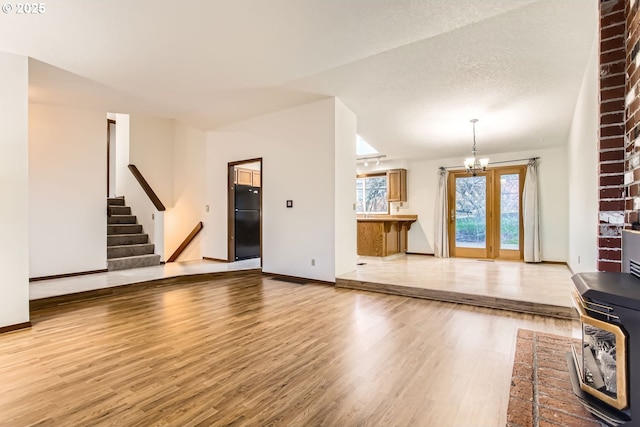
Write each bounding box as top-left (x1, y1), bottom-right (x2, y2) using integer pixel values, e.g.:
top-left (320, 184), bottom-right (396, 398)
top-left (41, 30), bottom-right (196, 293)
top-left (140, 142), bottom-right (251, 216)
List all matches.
top-left (569, 231), bottom-right (640, 426)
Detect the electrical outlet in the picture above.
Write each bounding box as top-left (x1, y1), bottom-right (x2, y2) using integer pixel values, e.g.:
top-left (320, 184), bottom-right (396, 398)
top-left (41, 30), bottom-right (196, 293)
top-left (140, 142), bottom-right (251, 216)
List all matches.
top-left (152, 213), bottom-right (155, 220)
top-left (311, 259), bottom-right (316, 266)
top-left (578, 255), bottom-right (581, 264)
top-left (205, 205), bottom-right (210, 212)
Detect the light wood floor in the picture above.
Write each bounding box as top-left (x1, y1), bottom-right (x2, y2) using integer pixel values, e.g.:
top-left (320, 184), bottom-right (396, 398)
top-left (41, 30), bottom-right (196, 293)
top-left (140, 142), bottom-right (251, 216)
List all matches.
top-left (4, 275), bottom-right (578, 426)
top-left (337, 255), bottom-right (575, 318)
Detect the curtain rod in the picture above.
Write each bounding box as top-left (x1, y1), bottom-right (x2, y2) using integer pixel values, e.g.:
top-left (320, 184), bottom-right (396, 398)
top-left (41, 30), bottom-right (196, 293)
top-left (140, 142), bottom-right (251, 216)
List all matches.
top-left (439, 156), bottom-right (539, 170)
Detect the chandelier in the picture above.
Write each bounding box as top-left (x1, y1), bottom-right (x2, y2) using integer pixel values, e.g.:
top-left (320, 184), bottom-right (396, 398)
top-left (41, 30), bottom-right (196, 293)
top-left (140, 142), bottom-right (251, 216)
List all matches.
top-left (463, 119), bottom-right (489, 176)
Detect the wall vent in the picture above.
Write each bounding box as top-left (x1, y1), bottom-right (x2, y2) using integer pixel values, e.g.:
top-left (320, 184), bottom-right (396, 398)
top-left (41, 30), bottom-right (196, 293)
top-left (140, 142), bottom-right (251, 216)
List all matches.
top-left (630, 259), bottom-right (640, 280)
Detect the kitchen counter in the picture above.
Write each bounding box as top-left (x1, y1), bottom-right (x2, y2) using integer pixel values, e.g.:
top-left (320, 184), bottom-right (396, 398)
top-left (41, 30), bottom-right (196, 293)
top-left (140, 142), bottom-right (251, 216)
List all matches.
top-left (357, 215), bottom-right (418, 222)
top-left (356, 215), bottom-right (418, 257)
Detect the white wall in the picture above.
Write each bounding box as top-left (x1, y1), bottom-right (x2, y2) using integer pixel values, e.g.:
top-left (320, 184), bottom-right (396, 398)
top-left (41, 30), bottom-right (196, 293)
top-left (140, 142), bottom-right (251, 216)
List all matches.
top-left (0, 52), bottom-right (29, 328)
top-left (129, 115), bottom-right (175, 206)
top-left (115, 114), bottom-right (175, 258)
top-left (205, 98), bottom-right (354, 282)
top-left (114, 113), bottom-right (131, 199)
top-left (405, 146), bottom-right (569, 262)
top-left (167, 121), bottom-right (206, 261)
top-left (567, 36), bottom-right (599, 273)
top-left (334, 98), bottom-right (358, 276)
top-left (29, 103), bottom-right (107, 277)
top-left (356, 159), bottom-right (409, 175)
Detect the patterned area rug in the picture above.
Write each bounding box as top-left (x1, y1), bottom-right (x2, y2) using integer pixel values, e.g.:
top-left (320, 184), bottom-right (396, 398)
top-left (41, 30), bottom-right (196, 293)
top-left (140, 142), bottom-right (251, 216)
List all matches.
top-left (507, 329), bottom-right (602, 427)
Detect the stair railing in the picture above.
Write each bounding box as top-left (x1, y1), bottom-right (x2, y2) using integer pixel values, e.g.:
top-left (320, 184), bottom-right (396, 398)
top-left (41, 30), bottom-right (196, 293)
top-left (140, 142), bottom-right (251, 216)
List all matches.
top-left (128, 164), bottom-right (166, 211)
top-left (127, 164), bottom-right (166, 261)
top-left (167, 222), bottom-right (204, 263)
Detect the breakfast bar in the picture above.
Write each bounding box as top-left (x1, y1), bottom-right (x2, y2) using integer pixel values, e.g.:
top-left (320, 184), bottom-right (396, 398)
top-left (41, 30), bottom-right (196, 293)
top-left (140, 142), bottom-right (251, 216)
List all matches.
top-left (357, 215), bottom-right (418, 257)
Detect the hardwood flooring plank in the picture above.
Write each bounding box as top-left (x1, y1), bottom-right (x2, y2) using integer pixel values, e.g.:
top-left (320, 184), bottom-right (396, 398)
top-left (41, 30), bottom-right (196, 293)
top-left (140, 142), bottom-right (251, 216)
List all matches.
top-left (2, 275), bottom-right (578, 426)
top-left (338, 255), bottom-right (575, 318)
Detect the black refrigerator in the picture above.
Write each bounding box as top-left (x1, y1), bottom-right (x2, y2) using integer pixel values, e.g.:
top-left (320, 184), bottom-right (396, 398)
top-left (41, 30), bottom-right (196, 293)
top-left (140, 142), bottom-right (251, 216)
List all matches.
top-left (234, 184), bottom-right (260, 260)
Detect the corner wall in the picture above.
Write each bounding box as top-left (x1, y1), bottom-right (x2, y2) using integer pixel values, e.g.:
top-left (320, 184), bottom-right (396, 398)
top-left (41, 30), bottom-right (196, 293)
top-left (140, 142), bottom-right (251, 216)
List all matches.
top-left (204, 98), bottom-right (356, 282)
top-left (334, 99), bottom-right (357, 276)
top-left (29, 103), bottom-right (107, 277)
top-left (0, 52), bottom-right (29, 327)
top-left (129, 115), bottom-right (175, 206)
top-left (568, 35), bottom-right (599, 273)
top-left (114, 113), bottom-right (131, 200)
top-left (166, 121), bottom-right (206, 260)
top-left (115, 114), bottom-right (176, 260)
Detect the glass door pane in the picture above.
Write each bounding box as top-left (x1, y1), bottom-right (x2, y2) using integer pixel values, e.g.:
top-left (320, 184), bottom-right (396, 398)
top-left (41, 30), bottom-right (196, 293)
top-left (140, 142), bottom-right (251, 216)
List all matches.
top-left (448, 166), bottom-right (524, 260)
top-left (455, 175), bottom-right (486, 249)
top-left (500, 174), bottom-right (520, 250)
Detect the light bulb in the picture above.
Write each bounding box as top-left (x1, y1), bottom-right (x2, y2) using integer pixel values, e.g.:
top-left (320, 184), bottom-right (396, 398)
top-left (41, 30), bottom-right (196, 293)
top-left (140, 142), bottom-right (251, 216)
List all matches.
top-left (464, 158), bottom-right (475, 169)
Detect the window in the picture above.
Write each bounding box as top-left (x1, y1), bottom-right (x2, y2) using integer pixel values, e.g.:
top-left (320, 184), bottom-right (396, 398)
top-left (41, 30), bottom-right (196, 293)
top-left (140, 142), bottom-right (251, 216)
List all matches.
top-left (356, 174), bottom-right (388, 214)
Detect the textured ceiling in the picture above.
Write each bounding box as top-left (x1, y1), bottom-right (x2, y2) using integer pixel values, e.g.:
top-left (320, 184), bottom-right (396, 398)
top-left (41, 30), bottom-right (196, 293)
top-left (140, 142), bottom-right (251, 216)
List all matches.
top-left (0, 0), bottom-right (597, 161)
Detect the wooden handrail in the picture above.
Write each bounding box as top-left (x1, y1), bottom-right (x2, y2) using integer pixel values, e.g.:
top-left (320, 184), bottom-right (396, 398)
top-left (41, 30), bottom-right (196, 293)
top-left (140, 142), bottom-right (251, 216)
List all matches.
top-left (128, 164), bottom-right (166, 211)
top-left (167, 222), bottom-right (203, 263)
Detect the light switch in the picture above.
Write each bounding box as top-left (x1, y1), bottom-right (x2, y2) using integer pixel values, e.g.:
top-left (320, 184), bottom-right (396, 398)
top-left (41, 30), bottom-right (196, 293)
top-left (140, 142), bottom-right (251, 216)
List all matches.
top-left (286, 200), bottom-right (293, 208)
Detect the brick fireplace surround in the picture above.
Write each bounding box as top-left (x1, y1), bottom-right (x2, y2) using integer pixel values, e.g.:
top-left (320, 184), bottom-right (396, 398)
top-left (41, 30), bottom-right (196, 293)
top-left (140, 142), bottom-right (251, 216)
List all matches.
top-left (598, 0), bottom-right (640, 272)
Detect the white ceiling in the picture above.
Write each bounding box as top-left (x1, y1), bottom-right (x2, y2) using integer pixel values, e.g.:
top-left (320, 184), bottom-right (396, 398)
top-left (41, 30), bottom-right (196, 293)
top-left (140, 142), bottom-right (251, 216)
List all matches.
top-left (0, 0), bottom-right (597, 161)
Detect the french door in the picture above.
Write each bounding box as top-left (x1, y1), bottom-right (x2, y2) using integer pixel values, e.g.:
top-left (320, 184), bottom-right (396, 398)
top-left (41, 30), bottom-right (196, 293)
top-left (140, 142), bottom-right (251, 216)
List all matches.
top-left (447, 166), bottom-right (526, 260)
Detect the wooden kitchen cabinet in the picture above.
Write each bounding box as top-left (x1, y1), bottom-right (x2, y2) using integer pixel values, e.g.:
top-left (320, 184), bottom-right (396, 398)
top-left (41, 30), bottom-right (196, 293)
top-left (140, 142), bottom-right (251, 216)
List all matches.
top-left (252, 170), bottom-right (261, 187)
top-left (236, 168), bottom-right (253, 185)
top-left (235, 167), bottom-right (261, 187)
top-left (387, 169), bottom-right (407, 202)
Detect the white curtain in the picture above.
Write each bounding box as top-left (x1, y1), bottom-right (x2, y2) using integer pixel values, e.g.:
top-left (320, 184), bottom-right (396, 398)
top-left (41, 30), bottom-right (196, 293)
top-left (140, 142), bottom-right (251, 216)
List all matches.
top-left (523, 158), bottom-right (541, 262)
top-left (434, 167), bottom-right (449, 258)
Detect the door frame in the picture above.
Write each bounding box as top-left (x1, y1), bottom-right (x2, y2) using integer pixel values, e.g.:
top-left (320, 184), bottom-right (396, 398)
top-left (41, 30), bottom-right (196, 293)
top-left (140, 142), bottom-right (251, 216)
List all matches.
top-left (227, 158), bottom-right (263, 265)
top-left (447, 165), bottom-right (526, 260)
top-left (447, 170), bottom-right (492, 259)
top-left (494, 166), bottom-right (526, 260)
top-left (107, 119), bottom-right (116, 196)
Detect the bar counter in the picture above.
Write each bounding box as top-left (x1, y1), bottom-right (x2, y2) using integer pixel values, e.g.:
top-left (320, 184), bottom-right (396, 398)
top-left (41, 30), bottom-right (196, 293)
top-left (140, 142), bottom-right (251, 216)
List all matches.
top-left (356, 215), bottom-right (418, 257)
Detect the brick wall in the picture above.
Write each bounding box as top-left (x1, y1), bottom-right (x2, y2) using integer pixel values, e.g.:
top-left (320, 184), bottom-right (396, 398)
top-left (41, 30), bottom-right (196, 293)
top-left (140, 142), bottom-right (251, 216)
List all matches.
top-left (626, 1), bottom-right (640, 226)
top-left (598, 0), bottom-right (626, 272)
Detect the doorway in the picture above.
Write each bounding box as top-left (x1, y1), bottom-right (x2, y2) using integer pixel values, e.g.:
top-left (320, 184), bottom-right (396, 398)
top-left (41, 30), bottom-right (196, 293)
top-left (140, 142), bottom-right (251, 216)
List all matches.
top-left (447, 165), bottom-right (526, 260)
top-left (227, 158), bottom-right (262, 262)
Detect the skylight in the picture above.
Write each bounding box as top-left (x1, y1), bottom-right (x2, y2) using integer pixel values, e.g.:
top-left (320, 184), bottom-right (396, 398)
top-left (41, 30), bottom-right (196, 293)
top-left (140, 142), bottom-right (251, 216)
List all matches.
top-left (356, 135), bottom-right (378, 156)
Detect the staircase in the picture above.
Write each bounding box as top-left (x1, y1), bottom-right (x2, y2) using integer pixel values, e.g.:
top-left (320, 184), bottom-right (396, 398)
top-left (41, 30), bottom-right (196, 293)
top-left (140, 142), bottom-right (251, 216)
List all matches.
top-left (107, 197), bottom-right (161, 271)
